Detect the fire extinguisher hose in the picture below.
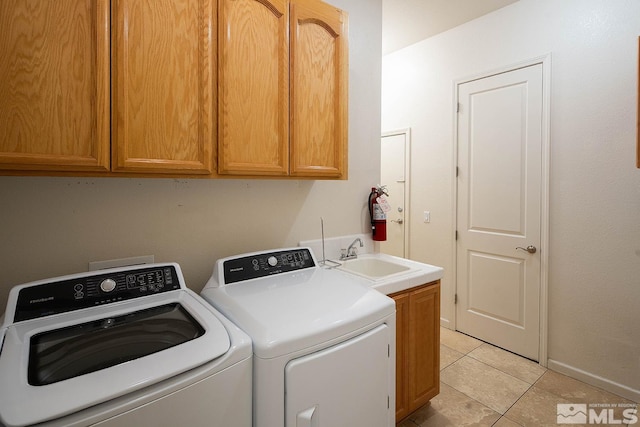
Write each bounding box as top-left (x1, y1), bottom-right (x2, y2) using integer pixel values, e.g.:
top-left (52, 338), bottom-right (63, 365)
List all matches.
top-left (368, 188), bottom-right (377, 230)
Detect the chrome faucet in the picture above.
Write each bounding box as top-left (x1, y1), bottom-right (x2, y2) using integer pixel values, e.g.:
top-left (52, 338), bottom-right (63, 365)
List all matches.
top-left (340, 238), bottom-right (364, 260)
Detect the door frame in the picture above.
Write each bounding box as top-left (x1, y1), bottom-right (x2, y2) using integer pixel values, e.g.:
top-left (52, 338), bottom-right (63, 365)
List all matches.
top-left (381, 128), bottom-right (411, 258)
top-left (451, 55), bottom-right (551, 367)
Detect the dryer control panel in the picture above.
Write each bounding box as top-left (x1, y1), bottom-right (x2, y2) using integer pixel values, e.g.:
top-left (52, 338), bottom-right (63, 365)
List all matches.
top-left (223, 248), bottom-right (315, 284)
top-left (14, 265), bottom-right (181, 322)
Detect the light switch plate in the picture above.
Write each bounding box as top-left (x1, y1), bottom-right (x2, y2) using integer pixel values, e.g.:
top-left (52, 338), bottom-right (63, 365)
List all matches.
top-left (424, 211), bottom-right (431, 223)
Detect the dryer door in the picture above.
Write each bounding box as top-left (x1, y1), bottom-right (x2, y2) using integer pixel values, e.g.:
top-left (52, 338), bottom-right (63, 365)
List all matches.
top-left (285, 324), bottom-right (391, 427)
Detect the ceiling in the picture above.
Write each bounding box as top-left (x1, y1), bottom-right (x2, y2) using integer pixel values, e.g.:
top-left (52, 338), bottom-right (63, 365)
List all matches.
top-left (382, 0), bottom-right (519, 54)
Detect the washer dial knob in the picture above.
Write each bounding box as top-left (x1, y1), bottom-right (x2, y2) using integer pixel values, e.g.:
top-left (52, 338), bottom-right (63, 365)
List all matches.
top-left (100, 278), bottom-right (117, 293)
top-left (267, 256), bottom-right (278, 267)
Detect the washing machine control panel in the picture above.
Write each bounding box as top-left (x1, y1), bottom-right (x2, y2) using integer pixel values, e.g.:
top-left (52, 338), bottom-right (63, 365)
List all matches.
top-left (223, 248), bottom-right (315, 284)
top-left (14, 265), bottom-right (181, 322)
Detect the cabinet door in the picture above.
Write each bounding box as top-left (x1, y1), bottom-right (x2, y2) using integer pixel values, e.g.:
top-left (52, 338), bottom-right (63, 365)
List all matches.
top-left (289, 0), bottom-right (348, 178)
top-left (392, 292), bottom-right (410, 422)
top-left (409, 283), bottom-right (440, 409)
top-left (112, 0), bottom-right (215, 174)
top-left (218, 0), bottom-right (289, 176)
top-left (0, 0), bottom-right (110, 172)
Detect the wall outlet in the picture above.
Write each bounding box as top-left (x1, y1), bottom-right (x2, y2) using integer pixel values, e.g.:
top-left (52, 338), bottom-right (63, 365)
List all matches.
top-left (89, 255), bottom-right (155, 271)
top-left (423, 211), bottom-right (431, 223)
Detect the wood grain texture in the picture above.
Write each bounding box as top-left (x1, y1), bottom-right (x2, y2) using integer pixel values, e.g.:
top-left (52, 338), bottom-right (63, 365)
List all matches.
top-left (289, 0), bottom-right (347, 178)
top-left (217, 0), bottom-right (289, 175)
top-left (112, 0), bottom-right (215, 174)
top-left (391, 280), bottom-right (441, 423)
top-left (408, 283), bottom-right (440, 410)
top-left (392, 292), bottom-right (410, 422)
top-left (0, 0), bottom-right (110, 171)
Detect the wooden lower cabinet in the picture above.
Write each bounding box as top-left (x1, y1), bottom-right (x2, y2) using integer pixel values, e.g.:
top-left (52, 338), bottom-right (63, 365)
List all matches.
top-left (391, 280), bottom-right (440, 423)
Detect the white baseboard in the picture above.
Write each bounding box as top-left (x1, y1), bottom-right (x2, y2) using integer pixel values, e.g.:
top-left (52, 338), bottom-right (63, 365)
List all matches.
top-left (440, 317), bottom-right (451, 329)
top-left (547, 359), bottom-right (640, 403)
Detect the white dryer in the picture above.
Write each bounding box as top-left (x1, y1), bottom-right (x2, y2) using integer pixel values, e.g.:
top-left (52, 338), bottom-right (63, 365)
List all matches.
top-left (0, 263), bottom-right (252, 427)
top-left (200, 248), bottom-right (396, 427)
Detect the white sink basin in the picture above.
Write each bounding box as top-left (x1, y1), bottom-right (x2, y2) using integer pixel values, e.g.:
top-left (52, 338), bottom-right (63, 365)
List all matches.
top-left (338, 257), bottom-right (410, 279)
top-left (335, 253), bottom-right (444, 295)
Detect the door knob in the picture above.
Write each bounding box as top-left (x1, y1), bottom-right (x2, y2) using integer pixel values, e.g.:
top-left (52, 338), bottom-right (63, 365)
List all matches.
top-left (516, 245), bottom-right (537, 254)
top-left (391, 219), bottom-right (404, 224)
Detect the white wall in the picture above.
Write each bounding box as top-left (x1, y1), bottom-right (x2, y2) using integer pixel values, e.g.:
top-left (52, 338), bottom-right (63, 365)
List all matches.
top-left (0, 0), bottom-right (382, 309)
top-left (382, 0), bottom-right (640, 400)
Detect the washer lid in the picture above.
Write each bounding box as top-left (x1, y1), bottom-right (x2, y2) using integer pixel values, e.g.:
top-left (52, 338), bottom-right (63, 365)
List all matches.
top-left (0, 290), bottom-right (230, 427)
top-left (201, 267), bottom-right (395, 359)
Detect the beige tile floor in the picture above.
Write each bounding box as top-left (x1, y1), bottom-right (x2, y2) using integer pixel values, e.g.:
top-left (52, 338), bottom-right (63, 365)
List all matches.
top-left (398, 328), bottom-right (639, 427)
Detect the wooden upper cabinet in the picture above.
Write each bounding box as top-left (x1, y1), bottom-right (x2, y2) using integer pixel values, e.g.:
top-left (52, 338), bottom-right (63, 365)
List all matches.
top-left (1, 0), bottom-right (345, 179)
top-left (218, 0), bottom-right (348, 178)
top-left (218, 0), bottom-right (289, 176)
top-left (0, 0), bottom-right (110, 172)
top-left (111, 0), bottom-right (215, 174)
top-left (290, 0), bottom-right (348, 178)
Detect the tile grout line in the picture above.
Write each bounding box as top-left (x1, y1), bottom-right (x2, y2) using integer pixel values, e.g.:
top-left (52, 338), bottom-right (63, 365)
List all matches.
top-left (437, 351), bottom-right (508, 425)
top-left (439, 343), bottom-right (465, 371)
top-left (439, 330), bottom-right (637, 426)
top-left (443, 336), bottom-right (548, 388)
top-left (465, 351), bottom-right (547, 386)
top-left (441, 354), bottom-right (545, 418)
top-left (445, 353), bottom-right (541, 390)
top-left (440, 331), bottom-right (548, 426)
top-left (492, 380), bottom-right (538, 426)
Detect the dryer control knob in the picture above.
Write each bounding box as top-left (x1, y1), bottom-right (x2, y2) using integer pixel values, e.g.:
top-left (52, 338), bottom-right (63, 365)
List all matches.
top-left (100, 278), bottom-right (117, 293)
top-left (267, 256), bottom-right (278, 267)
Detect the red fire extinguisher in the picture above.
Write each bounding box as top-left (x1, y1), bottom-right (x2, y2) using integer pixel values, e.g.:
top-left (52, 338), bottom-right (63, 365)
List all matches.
top-left (369, 186), bottom-right (388, 241)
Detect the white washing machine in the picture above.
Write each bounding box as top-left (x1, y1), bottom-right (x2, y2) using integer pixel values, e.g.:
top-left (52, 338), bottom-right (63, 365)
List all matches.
top-left (200, 248), bottom-right (396, 427)
top-left (0, 263), bottom-right (252, 427)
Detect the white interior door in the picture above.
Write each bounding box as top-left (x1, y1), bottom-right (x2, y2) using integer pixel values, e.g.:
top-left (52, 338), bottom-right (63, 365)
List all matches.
top-left (380, 131), bottom-right (409, 258)
top-left (456, 64), bottom-right (543, 361)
